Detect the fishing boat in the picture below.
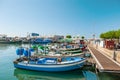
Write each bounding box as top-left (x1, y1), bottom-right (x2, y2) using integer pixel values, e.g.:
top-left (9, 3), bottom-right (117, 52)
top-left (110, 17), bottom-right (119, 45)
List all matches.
top-left (13, 47), bottom-right (86, 72)
top-left (31, 44), bottom-right (84, 56)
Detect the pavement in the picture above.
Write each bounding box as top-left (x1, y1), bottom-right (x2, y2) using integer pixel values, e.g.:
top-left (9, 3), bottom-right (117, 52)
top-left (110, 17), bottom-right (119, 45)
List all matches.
top-left (88, 45), bottom-right (120, 72)
top-left (95, 45), bottom-right (120, 64)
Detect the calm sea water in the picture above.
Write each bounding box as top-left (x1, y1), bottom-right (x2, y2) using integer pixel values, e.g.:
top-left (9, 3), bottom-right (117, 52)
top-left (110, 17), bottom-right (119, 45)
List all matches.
top-left (0, 44), bottom-right (120, 80)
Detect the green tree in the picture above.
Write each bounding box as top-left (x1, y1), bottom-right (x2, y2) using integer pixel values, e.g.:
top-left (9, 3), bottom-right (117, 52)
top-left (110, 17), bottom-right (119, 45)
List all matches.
top-left (100, 33), bottom-right (105, 39)
top-left (100, 29), bottom-right (120, 43)
top-left (81, 36), bottom-right (85, 40)
top-left (100, 30), bottom-right (116, 39)
top-left (116, 29), bottom-right (120, 42)
top-left (116, 29), bottom-right (120, 39)
top-left (66, 35), bottom-right (72, 38)
top-left (106, 30), bottom-right (116, 39)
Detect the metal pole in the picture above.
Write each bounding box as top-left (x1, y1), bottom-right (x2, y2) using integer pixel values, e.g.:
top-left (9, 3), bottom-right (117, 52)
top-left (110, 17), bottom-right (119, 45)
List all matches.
top-left (113, 44), bottom-right (116, 61)
top-left (28, 33), bottom-right (30, 64)
top-left (119, 36), bottom-right (120, 43)
top-left (113, 49), bottom-right (116, 60)
top-left (28, 48), bottom-right (30, 64)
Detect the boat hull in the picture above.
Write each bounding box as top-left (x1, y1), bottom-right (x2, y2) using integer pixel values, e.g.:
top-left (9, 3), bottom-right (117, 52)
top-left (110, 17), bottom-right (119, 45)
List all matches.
top-left (14, 60), bottom-right (86, 72)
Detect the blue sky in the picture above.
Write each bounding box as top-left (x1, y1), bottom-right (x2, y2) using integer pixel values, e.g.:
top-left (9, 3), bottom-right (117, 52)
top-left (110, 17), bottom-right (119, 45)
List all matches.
top-left (0, 0), bottom-right (120, 38)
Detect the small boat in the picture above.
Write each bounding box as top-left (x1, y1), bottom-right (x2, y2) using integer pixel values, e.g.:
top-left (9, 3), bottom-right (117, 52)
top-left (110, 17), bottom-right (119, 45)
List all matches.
top-left (14, 56), bottom-right (86, 72)
top-left (13, 48), bottom-right (86, 72)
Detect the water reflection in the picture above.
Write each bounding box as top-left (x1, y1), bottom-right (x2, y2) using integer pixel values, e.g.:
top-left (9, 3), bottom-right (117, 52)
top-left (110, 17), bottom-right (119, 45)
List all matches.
top-left (0, 44), bottom-right (31, 51)
top-left (14, 69), bottom-right (85, 80)
top-left (0, 44), bottom-right (22, 50)
top-left (98, 72), bottom-right (120, 80)
top-left (14, 68), bottom-right (99, 80)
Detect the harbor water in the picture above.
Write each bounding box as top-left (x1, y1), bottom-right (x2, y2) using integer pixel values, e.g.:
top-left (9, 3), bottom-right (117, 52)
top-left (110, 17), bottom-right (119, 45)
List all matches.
top-left (0, 44), bottom-right (120, 80)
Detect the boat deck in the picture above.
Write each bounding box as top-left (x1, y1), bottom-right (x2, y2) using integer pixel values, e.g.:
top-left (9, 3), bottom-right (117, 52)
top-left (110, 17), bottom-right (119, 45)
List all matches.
top-left (88, 46), bottom-right (120, 73)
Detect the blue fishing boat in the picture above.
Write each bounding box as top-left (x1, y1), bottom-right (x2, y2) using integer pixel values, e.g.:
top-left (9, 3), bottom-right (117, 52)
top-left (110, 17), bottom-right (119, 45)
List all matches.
top-left (13, 48), bottom-right (86, 72)
top-left (14, 56), bottom-right (86, 72)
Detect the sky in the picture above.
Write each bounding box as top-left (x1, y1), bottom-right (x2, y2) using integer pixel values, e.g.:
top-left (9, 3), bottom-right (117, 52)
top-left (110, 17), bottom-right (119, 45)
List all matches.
top-left (0, 0), bottom-right (120, 38)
